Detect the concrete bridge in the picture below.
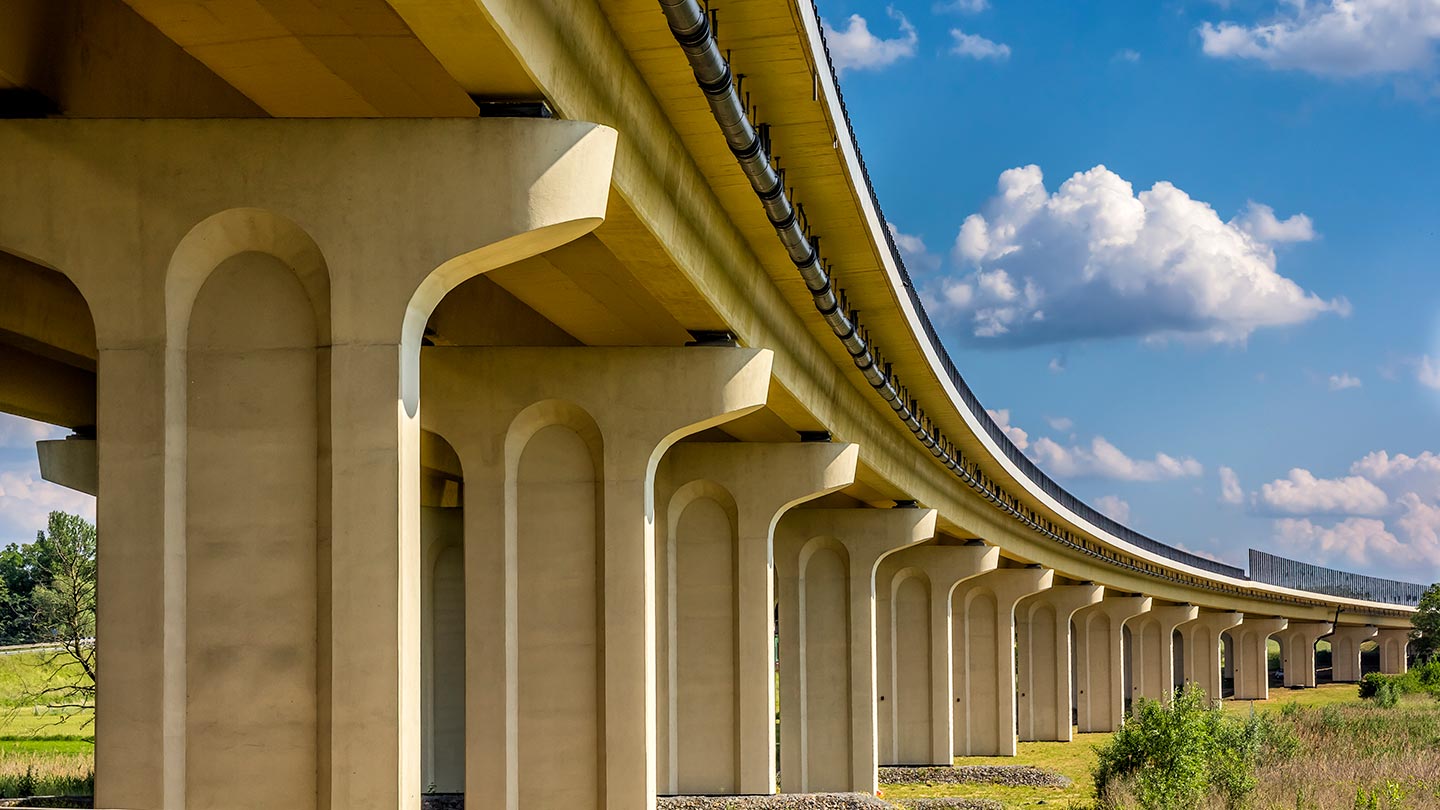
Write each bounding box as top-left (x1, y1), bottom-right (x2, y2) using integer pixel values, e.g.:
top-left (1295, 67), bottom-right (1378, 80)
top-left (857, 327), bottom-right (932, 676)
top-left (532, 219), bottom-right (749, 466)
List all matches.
top-left (0, 1), bottom-right (1417, 809)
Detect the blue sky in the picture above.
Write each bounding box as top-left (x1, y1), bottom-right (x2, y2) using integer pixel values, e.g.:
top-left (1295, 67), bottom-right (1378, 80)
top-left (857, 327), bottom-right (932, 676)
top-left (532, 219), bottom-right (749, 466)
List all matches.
top-left (0, 0), bottom-right (1436, 583)
top-left (818, 0), bottom-right (1440, 580)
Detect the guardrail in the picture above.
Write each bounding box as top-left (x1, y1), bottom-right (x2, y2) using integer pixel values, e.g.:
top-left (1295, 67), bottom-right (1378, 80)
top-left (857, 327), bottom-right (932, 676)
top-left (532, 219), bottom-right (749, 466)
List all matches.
top-left (1249, 550), bottom-right (1425, 606)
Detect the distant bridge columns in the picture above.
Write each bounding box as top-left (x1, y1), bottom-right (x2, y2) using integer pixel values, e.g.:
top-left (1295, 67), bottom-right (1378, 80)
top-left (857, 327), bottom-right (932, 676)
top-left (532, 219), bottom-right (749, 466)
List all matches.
top-left (1073, 595), bottom-right (1151, 732)
top-left (951, 567), bottom-right (1053, 756)
top-left (1275, 622), bottom-right (1332, 688)
top-left (422, 346), bottom-right (772, 810)
top-left (1377, 628), bottom-right (1412, 675)
top-left (654, 442), bottom-right (859, 796)
top-left (1328, 625), bottom-right (1379, 683)
top-left (1127, 604), bottom-right (1198, 702)
top-left (1016, 583), bottom-right (1103, 742)
top-left (1178, 611), bottom-right (1244, 703)
top-left (875, 542), bottom-right (998, 766)
top-left (1230, 616), bottom-right (1287, 701)
top-left (776, 508), bottom-right (937, 794)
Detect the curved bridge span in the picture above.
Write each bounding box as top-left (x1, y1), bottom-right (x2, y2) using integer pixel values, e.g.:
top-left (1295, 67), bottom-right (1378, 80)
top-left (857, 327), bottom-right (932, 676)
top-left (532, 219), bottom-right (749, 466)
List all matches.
top-left (0, 1), bottom-right (1417, 808)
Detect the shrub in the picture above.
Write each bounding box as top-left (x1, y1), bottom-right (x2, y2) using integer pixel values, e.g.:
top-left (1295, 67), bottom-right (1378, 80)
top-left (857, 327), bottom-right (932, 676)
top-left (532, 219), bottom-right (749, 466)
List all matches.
top-left (1359, 673), bottom-right (1399, 707)
top-left (1093, 685), bottom-right (1296, 809)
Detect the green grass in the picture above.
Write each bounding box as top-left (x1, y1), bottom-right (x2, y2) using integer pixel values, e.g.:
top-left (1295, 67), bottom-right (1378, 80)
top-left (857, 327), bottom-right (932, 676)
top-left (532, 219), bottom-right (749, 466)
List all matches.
top-left (0, 651), bottom-right (93, 766)
top-left (880, 684), bottom-right (1380, 809)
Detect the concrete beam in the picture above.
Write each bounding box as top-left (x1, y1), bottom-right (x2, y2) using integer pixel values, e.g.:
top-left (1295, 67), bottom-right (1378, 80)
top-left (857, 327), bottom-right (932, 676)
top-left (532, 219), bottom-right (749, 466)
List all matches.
top-left (36, 436), bottom-right (97, 495)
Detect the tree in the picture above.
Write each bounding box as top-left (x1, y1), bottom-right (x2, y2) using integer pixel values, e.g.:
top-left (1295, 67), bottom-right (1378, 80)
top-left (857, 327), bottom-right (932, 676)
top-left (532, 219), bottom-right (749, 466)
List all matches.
top-left (22, 511), bottom-right (96, 720)
top-left (1412, 583), bottom-right (1440, 663)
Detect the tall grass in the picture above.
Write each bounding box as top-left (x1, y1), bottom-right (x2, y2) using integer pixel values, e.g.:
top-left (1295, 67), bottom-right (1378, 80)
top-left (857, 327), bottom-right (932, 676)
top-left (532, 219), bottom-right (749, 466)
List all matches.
top-left (0, 749), bottom-right (92, 799)
top-left (1252, 699), bottom-right (1440, 809)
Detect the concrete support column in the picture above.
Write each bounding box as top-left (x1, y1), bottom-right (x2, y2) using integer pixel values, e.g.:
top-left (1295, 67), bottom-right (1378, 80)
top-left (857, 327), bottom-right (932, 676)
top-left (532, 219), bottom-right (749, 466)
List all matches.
top-left (1231, 617), bottom-right (1287, 701)
top-left (1328, 625), bottom-right (1378, 683)
top-left (1016, 584), bottom-right (1102, 742)
top-left (775, 508), bottom-right (937, 794)
top-left (1377, 628), bottom-right (1411, 675)
top-left (951, 567), bottom-right (1053, 757)
top-left (1127, 604), bottom-right (1197, 702)
top-left (875, 543), bottom-right (998, 766)
top-left (656, 442), bottom-right (859, 795)
top-left (1274, 622), bottom-right (1332, 688)
top-left (94, 344), bottom-right (175, 810)
top-left (1178, 611), bottom-right (1243, 703)
top-left (423, 347), bottom-right (773, 810)
top-left (1073, 595), bottom-right (1151, 732)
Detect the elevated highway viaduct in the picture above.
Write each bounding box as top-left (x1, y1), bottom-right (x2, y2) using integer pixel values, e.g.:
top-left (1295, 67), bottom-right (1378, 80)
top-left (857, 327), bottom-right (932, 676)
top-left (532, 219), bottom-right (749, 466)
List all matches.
top-left (0, 1), bottom-right (1417, 808)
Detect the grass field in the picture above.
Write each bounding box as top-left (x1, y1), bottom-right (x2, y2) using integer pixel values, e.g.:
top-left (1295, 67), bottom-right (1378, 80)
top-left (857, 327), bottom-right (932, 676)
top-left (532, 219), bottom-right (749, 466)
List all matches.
top-left (880, 683), bottom-right (1431, 809)
top-left (0, 651), bottom-right (92, 800)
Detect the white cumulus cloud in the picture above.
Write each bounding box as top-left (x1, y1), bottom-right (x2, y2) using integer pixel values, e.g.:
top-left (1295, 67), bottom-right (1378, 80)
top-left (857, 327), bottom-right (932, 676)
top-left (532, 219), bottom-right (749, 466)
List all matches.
top-left (1350, 450), bottom-right (1440, 500)
top-left (1219, 465), bottom-right (1245, 504)
top-left (823, 8), bottom-right (919, 73)
top-left (1030, 435), bottom-right (1203, 481)
top-left (1046, 416), bottom-right (1074, 432)
top-left (1095, 494), bottom-right (1132, 523)
top-left (1257, 468), bottom-right (1390, 515)
top-left (987, 408), bottom-right (1029, 450)
top-left (1261, 446), bottom-right (1440, 580)
top-left (950, 29), bottom-right (1012, 60)
top-left (928, 164), bottom-right (1346, 346)
top-left (1233, 201), bottom-right (1317, 243)
top-left (1328, 372), bottom-right (1362, 390)
top-left (1199, 0), bottom-right (1440, 78)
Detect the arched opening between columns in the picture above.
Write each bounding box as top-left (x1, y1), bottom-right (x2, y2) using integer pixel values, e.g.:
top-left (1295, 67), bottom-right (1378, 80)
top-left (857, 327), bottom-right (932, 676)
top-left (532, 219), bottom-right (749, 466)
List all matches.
top-left (0, 248), bottom-right (98, 795)
top-left (657, 478), bottom-right (742, 794)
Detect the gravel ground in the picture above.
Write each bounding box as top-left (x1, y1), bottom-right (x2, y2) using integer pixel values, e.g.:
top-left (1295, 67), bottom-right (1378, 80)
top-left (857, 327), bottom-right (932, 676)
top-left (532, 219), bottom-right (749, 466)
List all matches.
top-left (421, 795), bottom-right (464, 810)
top-left (879, 765), bottom-right (1071, 788)
top-left (659, 792), bottom-right (897, 809)
top-left (889, 799), bottom-right (1003, 810)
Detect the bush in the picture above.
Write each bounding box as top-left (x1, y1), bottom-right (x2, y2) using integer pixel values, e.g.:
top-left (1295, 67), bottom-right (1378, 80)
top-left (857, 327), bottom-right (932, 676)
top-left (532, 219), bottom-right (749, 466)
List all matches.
top-left (1093, 685), bottom-right (1297, 809)
top-left (1359, 673), bottom-right (1400, 708)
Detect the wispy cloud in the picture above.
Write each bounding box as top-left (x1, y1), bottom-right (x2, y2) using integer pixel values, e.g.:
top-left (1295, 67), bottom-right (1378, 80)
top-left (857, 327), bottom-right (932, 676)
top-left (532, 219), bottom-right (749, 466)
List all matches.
top-left (1328, 372), bottom-right (1362, 391)
top-left (1199, 0), bottom-right (1440, 79)
top-left (950, 29), bottom-right (1012, 61)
